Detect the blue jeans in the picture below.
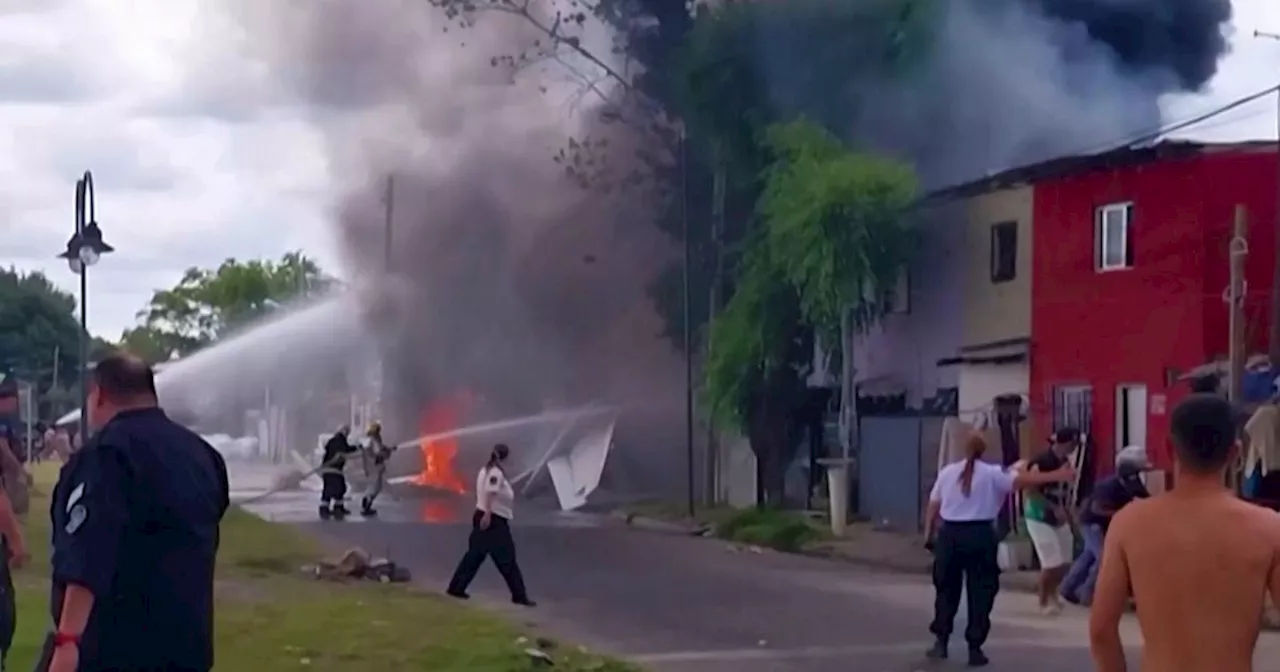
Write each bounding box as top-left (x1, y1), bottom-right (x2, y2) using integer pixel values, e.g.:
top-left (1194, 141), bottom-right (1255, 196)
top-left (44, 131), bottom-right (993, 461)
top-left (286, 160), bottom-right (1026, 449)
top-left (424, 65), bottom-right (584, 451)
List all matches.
top-left (1061, 523), bottom-right (1105, 603)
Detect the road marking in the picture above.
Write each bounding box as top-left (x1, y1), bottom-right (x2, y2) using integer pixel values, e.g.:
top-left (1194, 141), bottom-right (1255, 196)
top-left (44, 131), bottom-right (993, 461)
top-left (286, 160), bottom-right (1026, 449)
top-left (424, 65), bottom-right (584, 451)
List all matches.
top-left (629, 637), bottom-right (1099, 663)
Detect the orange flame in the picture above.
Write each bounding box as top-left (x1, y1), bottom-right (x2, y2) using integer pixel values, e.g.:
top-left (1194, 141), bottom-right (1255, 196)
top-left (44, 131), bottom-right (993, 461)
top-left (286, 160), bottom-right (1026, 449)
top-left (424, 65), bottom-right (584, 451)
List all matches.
top-left (412, 393), bottom-right (470, 494)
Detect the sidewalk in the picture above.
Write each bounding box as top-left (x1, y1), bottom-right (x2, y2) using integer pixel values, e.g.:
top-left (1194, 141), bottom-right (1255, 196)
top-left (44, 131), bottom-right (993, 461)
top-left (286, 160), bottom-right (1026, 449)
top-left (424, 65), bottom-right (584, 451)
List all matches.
top-left (617, 512), bottom-right (1041, 591)
top-left (618, 512), bottom-right (1280, 627)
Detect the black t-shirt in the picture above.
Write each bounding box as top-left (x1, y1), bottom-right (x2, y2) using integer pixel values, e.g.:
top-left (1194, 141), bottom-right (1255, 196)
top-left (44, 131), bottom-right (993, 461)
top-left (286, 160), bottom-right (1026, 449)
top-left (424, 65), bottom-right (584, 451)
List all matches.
top-left (1080, 473), bottom-right (1149, 530)
top-left (1030, 450), bottom-right (1069, 506)
top-left (50, 408), bottom-right (229, 672)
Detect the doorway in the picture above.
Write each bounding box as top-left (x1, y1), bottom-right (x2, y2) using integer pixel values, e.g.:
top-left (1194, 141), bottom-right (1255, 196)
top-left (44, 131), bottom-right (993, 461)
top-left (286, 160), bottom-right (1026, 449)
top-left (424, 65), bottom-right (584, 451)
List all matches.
top-left (1115, 383), bottom-right (1148, 456)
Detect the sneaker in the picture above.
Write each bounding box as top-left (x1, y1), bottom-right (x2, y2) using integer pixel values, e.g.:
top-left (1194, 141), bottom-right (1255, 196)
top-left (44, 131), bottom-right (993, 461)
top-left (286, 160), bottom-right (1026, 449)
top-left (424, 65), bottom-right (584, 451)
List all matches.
top-left (446, 590), bottom-right (470, 600)
top-left (1060, 592), bottom-right (1082, 607)
top-left (512, 597), bottom-right (537, 607)
top-left (967, 647), bottom-right (990, 667)
top-left (1040, 603), bottom-right (1062, 617)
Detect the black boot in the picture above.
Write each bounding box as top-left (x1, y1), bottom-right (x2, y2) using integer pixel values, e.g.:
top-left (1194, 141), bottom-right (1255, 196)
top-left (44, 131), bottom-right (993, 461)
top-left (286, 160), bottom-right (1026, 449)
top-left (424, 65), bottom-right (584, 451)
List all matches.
top-left (925, 638), bottom-right (947, 660)
top-left (319, 504), bottom-right (332, 519)
top-left (332, 503), bottom-right (350, 517)
top-left (967, 646), bottom-right (989, 667)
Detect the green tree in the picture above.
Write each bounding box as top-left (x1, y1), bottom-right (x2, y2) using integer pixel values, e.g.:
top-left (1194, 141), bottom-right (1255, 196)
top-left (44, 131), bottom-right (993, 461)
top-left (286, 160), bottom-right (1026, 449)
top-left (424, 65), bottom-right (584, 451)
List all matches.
top-left (125, 252), bottom-right (336, 360)
top-left (705, 119), bottom-right (917, 504)
top-left (0, 268), bottom-right (83, 395)
top-left (426, 0), bottom-right (931, 347)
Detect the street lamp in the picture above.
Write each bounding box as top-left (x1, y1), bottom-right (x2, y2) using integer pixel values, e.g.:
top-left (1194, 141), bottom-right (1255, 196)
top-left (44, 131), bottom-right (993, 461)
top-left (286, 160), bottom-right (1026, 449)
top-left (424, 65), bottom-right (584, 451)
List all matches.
top-left (55, 171), bottom-right (113, 442)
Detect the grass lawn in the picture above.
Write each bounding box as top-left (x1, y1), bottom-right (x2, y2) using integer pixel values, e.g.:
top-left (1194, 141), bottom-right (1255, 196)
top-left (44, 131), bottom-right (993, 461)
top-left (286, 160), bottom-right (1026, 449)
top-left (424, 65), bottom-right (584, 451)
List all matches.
top-left (9, 463), bottom-right (635, 671)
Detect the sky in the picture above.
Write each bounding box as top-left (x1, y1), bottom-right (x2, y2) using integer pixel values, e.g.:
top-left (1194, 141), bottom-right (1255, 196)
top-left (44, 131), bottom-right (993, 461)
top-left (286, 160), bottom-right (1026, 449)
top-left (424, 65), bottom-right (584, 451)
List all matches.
top-left (0, 0), bottom-right (1278, 340)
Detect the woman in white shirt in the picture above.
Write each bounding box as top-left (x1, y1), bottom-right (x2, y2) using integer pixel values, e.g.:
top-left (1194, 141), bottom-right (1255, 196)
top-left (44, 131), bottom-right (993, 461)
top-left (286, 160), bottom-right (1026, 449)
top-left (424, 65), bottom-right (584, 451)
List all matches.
top-left (446, 443), bottom-right (535, 606)
top-left (922, 432), bottom-right (1075, 667)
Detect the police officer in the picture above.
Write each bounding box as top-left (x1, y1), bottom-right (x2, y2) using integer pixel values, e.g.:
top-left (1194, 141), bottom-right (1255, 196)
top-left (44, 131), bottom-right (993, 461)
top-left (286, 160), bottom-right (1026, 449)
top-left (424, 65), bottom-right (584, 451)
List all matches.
top-left (39, 353), bottom-right (229, 672)
top-left (320, 424), bottom-right (357, 519)
top-left (359, 421), bottom-right (395, 516)
top-left (446, 443), bottom-right (535, 606)
top-left (922, 432), bottom-right (1074, 667)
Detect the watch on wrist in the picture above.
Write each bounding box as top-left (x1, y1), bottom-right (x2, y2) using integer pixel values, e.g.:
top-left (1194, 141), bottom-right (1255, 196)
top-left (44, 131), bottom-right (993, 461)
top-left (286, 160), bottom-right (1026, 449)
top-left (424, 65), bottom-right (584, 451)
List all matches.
top-left (52, 631), bottom-right (80, 647)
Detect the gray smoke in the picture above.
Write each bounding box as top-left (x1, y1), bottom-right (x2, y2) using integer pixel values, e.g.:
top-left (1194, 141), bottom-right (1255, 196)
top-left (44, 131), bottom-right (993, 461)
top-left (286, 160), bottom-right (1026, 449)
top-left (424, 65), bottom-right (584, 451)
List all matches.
top-left (752, 0), bottom-right (1233, 186)
top-left (223, 0), bottom-right (1232, 453)
top-left (228, 0), bottom-right (682, 442)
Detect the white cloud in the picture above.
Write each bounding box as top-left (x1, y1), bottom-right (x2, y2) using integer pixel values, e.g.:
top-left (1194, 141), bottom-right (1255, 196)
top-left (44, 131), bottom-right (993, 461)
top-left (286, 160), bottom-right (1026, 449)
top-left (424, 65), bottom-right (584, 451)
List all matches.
top-left (0, 0), bottom-right (1275, 340)
top-left (0, 0), bottom-right (337, 340)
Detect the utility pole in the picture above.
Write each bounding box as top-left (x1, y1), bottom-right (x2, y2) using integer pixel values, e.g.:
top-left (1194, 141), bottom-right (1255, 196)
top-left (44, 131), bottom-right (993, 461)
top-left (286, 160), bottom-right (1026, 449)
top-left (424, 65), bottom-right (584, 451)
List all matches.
top-left (383, 175), bottom-right (395, 272)
top-left (1253, 30), bottom-right (1280, 363)
top-left (704, 158), bottom-right (725, 506)
top-left (680, 129), bottom-right (695, 518)
top-left (1229, 205), bottom-right (1249, 404)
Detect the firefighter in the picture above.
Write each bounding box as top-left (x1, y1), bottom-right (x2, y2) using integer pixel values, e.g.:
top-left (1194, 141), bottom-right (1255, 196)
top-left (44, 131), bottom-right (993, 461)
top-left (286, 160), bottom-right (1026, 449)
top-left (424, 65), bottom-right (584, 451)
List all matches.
top-left (360, 420), bottom-right (395, 516)
top-left (319, 424), bottom-right (357, 519)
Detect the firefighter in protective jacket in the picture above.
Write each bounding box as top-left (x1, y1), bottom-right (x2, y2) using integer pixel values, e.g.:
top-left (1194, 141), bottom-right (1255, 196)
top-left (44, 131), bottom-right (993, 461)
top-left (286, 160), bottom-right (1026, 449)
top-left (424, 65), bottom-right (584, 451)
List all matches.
top-left (320, 425), bottom-right (357, 518)
top-left (360, 421), bottom-right (395, 516)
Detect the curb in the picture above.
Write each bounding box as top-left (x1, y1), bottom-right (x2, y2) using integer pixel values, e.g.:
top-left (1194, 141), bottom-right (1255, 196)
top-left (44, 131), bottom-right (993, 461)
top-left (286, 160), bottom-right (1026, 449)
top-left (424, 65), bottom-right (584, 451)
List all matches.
top-left (616, 513), bottom-right (1280, 631)
top-left (617, 513), bottom-right (1035, 593)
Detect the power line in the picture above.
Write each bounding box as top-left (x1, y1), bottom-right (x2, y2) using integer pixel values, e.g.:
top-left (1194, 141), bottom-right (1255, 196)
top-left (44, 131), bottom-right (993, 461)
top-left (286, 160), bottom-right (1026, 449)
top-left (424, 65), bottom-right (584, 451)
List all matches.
top-left (1071, 82), bottom-right (1280, 157)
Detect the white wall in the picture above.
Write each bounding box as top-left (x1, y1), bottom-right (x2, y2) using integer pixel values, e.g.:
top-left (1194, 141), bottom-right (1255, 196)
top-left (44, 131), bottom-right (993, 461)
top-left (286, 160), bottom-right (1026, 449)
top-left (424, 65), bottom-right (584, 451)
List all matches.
top-left (957, 363), bottom-right (1028, 426)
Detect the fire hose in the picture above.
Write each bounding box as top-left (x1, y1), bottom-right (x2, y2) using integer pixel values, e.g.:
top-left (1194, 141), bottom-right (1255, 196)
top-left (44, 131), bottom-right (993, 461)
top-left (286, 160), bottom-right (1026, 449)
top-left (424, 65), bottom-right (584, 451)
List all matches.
top-left (230, 456), bottom-right (357, 506)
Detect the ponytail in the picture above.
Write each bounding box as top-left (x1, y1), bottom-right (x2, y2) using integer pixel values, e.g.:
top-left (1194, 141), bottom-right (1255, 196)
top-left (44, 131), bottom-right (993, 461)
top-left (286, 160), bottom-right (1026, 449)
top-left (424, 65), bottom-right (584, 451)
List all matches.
top-left (957, 432), bottom-right (987, 497)
top-left (959, 455), bottom-right (977, 497)
top-left (487, 443), bottom-right (510, 470)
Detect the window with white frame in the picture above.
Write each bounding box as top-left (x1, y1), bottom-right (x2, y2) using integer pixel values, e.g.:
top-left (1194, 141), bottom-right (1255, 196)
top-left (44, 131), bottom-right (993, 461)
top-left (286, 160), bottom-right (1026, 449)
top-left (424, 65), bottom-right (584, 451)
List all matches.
top-left (1095, 202), bottom-right (1133, 271)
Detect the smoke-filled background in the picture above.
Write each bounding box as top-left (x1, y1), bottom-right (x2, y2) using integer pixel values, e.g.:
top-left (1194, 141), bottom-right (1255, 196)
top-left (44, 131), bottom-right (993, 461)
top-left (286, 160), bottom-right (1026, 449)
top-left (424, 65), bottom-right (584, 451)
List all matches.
top-left (212, 0), bottom-right (1233, 494)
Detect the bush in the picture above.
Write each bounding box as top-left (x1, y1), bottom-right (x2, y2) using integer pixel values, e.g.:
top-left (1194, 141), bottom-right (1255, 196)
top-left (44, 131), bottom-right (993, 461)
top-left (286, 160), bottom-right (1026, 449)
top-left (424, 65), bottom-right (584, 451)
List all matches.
top-left (714, 507), bottom-right (822, 552)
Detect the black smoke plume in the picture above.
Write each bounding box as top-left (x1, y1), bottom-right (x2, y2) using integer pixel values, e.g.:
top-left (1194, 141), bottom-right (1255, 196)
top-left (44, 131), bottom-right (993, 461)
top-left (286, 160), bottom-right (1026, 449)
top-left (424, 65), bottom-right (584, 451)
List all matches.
top-left (222, 0), bottom-right (1232, 495)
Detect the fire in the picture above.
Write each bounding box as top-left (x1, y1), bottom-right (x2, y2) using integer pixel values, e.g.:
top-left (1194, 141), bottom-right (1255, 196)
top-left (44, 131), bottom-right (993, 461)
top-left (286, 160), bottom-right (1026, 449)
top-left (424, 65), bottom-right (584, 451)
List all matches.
top-left (411, 393), bottom-right (470, 494)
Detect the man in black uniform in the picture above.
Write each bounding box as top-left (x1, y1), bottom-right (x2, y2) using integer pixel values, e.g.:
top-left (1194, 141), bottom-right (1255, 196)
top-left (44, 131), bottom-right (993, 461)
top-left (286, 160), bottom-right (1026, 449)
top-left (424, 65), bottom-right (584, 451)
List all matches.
top-left (320, 424), bottom-right (356, 519)
top-left (39, 353), bottom-right (229, 672)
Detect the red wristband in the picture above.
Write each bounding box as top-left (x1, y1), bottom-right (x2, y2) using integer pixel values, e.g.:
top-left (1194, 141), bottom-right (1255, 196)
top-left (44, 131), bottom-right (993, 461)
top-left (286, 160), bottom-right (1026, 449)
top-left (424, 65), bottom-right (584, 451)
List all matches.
top-left (52, 631), bottom-right (80, 647)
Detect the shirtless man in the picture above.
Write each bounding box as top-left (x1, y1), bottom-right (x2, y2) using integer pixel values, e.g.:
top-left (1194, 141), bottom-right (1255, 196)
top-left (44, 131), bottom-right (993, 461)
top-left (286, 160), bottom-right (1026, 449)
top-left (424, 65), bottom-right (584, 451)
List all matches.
top-left (1090, 394), bottom-right (1280, 672)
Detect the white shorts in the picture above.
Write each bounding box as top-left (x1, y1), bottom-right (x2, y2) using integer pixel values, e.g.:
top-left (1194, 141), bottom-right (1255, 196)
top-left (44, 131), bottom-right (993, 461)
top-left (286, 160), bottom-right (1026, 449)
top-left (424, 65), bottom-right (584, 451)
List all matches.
top-left (1025, 519), bottom-right (1073, 569)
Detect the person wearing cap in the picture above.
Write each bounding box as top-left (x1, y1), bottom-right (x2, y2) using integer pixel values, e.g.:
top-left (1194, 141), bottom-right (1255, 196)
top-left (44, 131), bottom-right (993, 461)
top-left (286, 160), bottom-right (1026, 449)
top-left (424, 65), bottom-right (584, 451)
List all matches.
top-left (1023, 427), bottom-right (1080, 615)
top-left (1061, 445), bottom-right (1151, 606)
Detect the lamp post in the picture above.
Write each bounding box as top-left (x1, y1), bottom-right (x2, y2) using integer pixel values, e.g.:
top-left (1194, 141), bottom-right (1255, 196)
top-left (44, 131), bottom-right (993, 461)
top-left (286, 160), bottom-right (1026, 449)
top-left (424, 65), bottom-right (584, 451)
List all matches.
top-left (56, 171), bottom-right (113, 442)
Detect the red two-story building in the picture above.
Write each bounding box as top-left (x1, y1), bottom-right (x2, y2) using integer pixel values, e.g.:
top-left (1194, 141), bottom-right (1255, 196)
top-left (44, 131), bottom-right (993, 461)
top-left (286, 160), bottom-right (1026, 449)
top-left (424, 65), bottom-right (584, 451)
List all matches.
top-left (1016, 140), bottom-right (1278, 472)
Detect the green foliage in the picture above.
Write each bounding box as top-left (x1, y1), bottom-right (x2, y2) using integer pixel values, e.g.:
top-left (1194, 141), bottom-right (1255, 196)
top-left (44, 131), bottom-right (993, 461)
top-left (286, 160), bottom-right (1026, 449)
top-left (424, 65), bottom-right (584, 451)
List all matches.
top-left (714, 507), bottom-right (824, 552)
top-left (128, 252), bottom-right (336, 359)
top-left (759, 119), bottom-right (917, 338)
top-left (704, 120), bottom-right (916, 433)
top-left (702, 239), bottom-right (802, 429)
top-left (0, 268), bottom-right (82, 393)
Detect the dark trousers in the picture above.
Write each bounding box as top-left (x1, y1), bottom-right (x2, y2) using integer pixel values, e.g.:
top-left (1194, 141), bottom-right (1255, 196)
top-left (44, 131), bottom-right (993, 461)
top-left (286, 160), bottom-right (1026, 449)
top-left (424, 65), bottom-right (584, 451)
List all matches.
top-left (930, 520), bottom-right (1000, 649)
top-left (447, 511), bottom-right (529, 601)
top-left (320, 473), bottom-right (347, 504)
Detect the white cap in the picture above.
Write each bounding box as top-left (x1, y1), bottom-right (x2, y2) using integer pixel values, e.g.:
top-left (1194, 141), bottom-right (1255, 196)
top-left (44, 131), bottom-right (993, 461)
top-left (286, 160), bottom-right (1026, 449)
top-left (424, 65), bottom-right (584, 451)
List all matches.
top-left (1115, 445), bottom-right (1149, 469)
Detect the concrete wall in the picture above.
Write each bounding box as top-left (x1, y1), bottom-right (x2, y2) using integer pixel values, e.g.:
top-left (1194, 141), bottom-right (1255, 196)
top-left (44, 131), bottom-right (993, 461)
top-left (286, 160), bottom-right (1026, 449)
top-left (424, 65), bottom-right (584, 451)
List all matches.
top-left (962, 187), bottom-right (1033, 347)
top-left (957, 363), bottom-right (1029, 423)
top-left (851, 208), bottom-right (964, 405)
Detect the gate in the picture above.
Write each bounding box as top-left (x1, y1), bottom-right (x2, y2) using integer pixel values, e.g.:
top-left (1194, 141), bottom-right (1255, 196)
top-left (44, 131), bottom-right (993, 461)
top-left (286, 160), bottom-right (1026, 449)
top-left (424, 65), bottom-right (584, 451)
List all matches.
top-left (858, 415), bottom-right (945, 531)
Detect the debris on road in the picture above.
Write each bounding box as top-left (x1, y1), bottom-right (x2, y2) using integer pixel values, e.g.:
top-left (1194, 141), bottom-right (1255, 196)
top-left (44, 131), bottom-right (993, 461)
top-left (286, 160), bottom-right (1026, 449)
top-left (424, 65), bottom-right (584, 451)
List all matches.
top-left (302, 547), bottom-right (412, 583)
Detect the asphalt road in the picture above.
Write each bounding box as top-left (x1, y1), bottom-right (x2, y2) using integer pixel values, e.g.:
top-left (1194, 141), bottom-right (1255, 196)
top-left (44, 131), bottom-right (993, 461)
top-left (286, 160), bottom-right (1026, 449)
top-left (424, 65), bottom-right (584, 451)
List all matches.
top-left (238, 480), bottom-right (1280, 672)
